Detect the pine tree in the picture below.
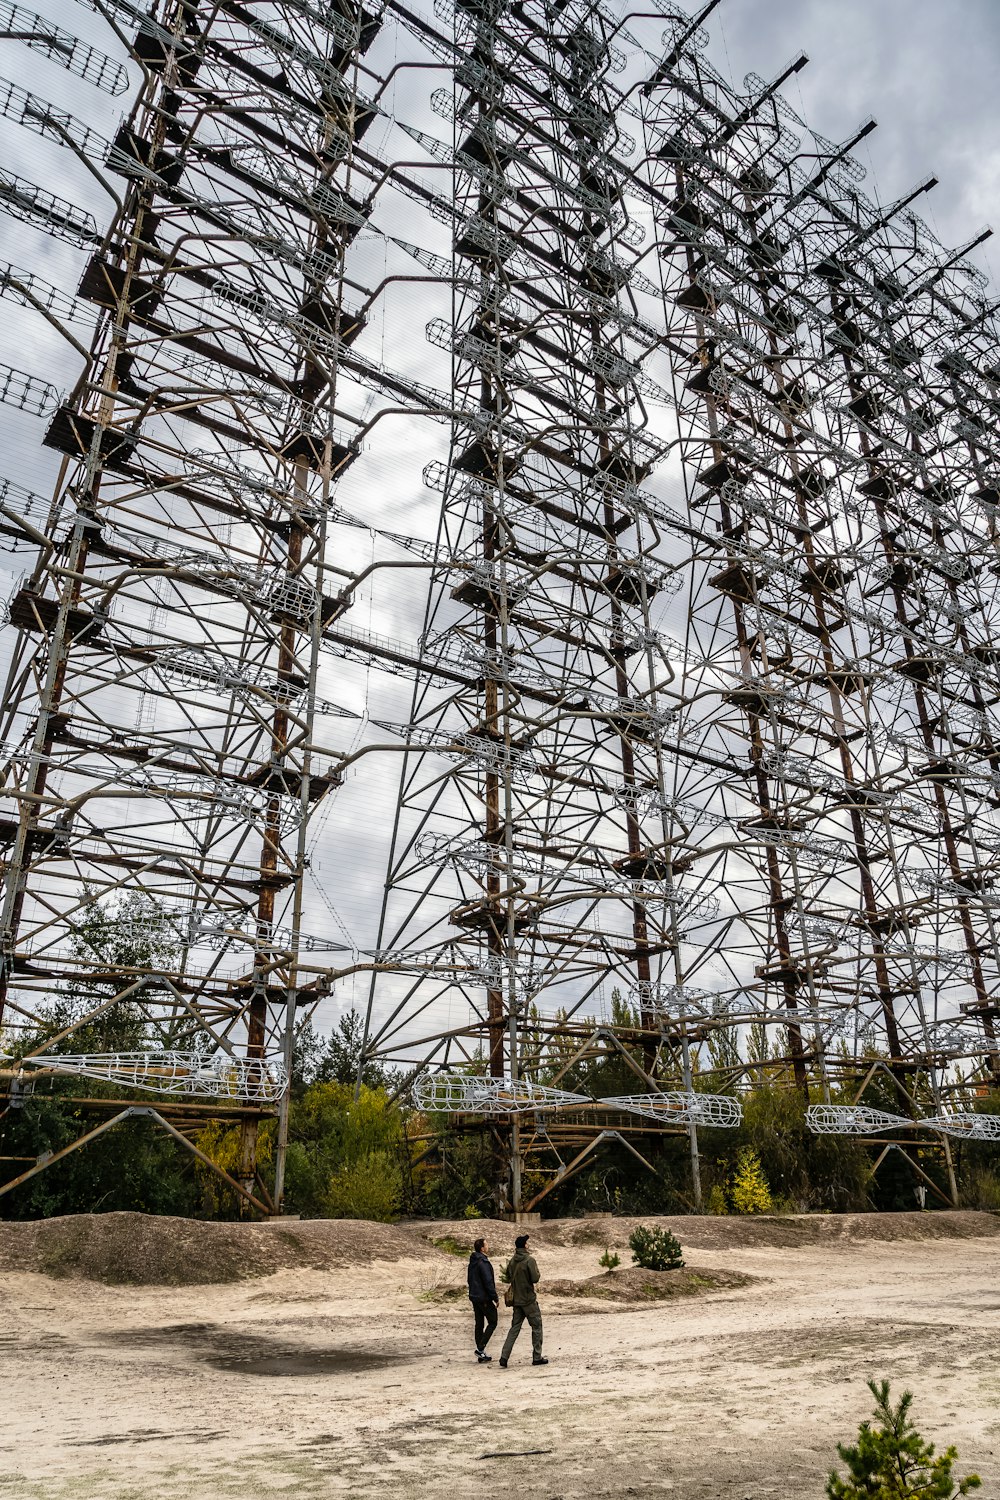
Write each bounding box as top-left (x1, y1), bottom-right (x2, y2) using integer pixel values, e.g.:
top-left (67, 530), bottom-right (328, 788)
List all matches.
top-left (628, 1225), bottom-right (684, 1270)
top-left (827, 1380), bottom-right (981, 1499)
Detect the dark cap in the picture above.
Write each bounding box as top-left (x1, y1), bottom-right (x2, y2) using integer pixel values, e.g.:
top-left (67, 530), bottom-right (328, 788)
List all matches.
top-left (514, 1233), bottom-right (530, 1248)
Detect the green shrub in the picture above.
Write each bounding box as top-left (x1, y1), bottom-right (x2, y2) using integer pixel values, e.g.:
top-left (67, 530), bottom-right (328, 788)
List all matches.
top-left (706, 1183), bottom-right (728, 1215)
top-left (628, 1225), bottom-right (684, 1270)
top-left (599, 1249), bottom-right (620, 1270)
top-left (324, 1148), bottom-right (401, 1221)
top-left (961, 1167), bottom-right (1000, 1212)
top-left (739, 1083), bottom-right (871, 1212)
top-left (196, 1079), bottom-right (405, 1219)
top-left (827, 1379), bottom-right (981, 1499)
top-left (432, 1235), bottom-right (467, 1256)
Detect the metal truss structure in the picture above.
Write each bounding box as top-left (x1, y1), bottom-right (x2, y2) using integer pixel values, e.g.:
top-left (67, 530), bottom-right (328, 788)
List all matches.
top-left (923, 1112), bottom-right (1000, 1143)
top-left (0, 0), bottom-right (386, 1211)
top-left (1, 0), bottom-right (1000, 1215)
top-left (413, 1070), bottom-right (741, 1126)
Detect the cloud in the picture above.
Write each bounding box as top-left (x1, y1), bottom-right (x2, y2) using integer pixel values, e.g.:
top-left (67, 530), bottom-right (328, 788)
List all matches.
top-left (0, 0), bottom-right (996, 1064)
top-left (716, 0), bottom-right (1000, 265)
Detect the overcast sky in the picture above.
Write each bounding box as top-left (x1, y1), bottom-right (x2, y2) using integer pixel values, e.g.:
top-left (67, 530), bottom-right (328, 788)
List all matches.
top-left (7, 0), bottom-right (996, 526)
top-left (0, 0), bottom-right (997, 1043)
top-left (716, 0), bottom-right (1000, 278)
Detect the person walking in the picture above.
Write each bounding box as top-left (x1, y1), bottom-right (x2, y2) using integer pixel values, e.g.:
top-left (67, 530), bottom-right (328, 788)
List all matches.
top-left (499, 1232), bottom-right (547, 1367)
top-left (467, 1235), bottom-right (499, 1363)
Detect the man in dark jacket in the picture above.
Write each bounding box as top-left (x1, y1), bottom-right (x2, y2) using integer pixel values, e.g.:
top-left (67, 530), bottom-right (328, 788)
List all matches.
top-left (499, 1232), bottom-right (547, 1367)
top-left (467, 1236), bottom-right (499, 1363)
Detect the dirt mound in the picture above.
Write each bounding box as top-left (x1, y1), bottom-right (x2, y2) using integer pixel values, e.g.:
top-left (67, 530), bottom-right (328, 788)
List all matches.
top-left (0, 1213), bottom-right (439, 1286)
top-left (547, 1264), bottom-right (755, 1302)
top-left (5, 1209), bottom-right (995, 1287)
top-left (411, 1209), bottom-right (1000, 1256)
top-left (417, 1263), bottom-right (754, 1305)
top-left (629, 1210), bottom-right (1000, 1251)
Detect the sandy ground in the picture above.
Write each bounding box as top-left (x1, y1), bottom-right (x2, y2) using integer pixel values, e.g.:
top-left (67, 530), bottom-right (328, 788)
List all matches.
top-left (3, 1213), bottom-right (999, 1500)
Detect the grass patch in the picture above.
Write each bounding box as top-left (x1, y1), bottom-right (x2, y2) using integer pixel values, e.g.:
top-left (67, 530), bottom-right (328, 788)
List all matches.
top-left (432, 1235), bottom-right (468, 1257)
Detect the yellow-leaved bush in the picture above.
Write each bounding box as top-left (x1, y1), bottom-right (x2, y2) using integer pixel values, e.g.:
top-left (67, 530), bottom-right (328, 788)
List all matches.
top-left (730, 1146), bottom-right (773, 1215)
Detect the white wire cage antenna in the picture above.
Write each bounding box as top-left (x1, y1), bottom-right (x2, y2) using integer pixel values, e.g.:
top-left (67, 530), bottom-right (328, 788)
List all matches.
top-left (412, 1072), bottom-right (588, 1115)
top-left (17, 1051), bottom-right (288, 1102)
top-left (805, 1104), bottom-right (913, 1135)
top-left (601, 1092), bottom-right (743, 1127)
top-left (922, 1111), bottom-right (1000, 1142)
top-left (921, 1022), bottom-right (987, 1054)
top-left (0, 1), bottom-right (130, 95)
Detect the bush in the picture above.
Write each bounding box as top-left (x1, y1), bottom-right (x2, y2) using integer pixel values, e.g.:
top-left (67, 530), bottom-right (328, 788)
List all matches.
top-left (628, 1225), bottom-right (684, 1270)
top-left (413, 1125), bottom-right (498, 1219)
top-left (827, 1379), bottom-right (981, 1498)
top-left (324, 1149), bottom-right (401, 1221)
top-left (432, 1235), bottom-right (467, 1257)
top-left (706, 1183), bottom-right (728, 1215)
top-left (961, 1166), bottom-right (1000, 1212)
top-left (1, 1096), bottom-right (200, 1220)
top-left (730, 1147), bottom-right (773, 1215)
top-left (739, 1083), bottom-right (871, 1212)
top-left (599, 1249), bottom-right (620, 1270)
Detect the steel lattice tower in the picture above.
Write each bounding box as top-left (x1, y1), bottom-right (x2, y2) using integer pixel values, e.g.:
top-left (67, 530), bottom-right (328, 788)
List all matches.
top-left (0, 0), bottom-right (384, 1209)
top-left (1, 0), bottom-right (999, 1215)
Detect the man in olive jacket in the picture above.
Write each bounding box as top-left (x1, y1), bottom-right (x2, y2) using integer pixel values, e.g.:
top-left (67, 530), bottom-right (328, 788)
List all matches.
top-left (499, 1232), bottom-right (548, 1367)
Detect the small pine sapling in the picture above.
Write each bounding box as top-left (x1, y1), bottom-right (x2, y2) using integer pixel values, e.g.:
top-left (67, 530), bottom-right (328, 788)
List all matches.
top-left (628, 1225), bottom-right (684, 1270)
top-left (599, 1249), bottom-right (620, 1270)
top-left (826, 1379), bottom-right (981, 1499)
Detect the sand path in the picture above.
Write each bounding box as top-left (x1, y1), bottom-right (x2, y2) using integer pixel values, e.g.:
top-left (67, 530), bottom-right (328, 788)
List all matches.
top-left (2, 1215), bottom-right (998, 1499)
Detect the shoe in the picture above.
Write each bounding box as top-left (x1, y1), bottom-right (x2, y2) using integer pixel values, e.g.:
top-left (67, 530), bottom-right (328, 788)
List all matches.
top-left (532, 1357), bottom-right (549, 1366)
top-left (479, 1351), bottom-right (493, 1362)
top-left (498, 1357), bottom-right (508, 1368)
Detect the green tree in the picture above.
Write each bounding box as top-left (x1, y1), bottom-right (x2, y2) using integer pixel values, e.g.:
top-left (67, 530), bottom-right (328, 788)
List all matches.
top-left (412, 1117), bottom-right (500, 1219)
top-left (5, 890), bottom-right (183, 1061)
top-left (827, 1380), bottom-right (981, 1499)
top-left (284, 1081), bottom-right (404, 1219)
top-left (628, 1225), bottom-right (684, 1270)
top-left (199, 1079), bottom-right (406, 1220)
top-left (325, 1149), bottom-right (401, 1221)
top-left (0, 893), bottom-right (200, 1220)
top-left (1, 1098), bottom-right (200, 1220)
top-left (313, 1008), bottom-right (400, 1091)
top-left (290, 1018), bottom-right (324, 1093)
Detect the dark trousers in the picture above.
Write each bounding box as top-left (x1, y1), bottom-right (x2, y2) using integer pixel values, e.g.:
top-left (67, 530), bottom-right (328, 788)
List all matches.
top-left (501, 1298), bottom-right (543, 1361)
top-left (473, 1299), bottom-right (498, 1351)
